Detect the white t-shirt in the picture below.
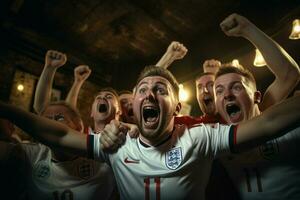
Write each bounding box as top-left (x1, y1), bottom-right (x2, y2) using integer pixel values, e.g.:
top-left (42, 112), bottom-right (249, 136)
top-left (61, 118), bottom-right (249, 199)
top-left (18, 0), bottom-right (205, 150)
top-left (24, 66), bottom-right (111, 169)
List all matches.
top-left (1, 142), bottom-right (116, 200)
top-left (89, 123), bottom-right (234, 200)
top-left (222, 127), bottom-right (300, 200)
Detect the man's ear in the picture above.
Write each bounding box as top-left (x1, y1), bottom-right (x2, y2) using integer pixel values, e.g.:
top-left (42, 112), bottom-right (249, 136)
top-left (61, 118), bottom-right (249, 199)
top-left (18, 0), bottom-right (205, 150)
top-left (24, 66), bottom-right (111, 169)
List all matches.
top-left (174, 102), bottom-right (182, 116)
top-left (254, 91), bottom-right (262, 104)
top-left (90, 107), bottom-right (94, 118)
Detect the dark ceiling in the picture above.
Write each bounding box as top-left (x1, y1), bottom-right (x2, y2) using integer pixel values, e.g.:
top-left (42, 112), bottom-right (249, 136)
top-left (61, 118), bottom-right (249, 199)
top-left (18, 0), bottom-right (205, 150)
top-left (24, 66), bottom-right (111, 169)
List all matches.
top-left (0, 0), bottom-right (299, 95)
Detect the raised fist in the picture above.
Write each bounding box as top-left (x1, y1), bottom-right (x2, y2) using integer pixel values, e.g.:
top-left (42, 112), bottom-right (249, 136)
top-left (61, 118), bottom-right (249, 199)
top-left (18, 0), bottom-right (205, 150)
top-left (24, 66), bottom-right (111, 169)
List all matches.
top-left (74, 65), bottom-right (91, 82)
top-left (45, 50), bottom-right (67, 68)
top-left (203, 59), bottom-right (221, 74)
top-left (220, 13), bottom-right (253, 37)
top-left (166, 41), bottom-right (188, 60)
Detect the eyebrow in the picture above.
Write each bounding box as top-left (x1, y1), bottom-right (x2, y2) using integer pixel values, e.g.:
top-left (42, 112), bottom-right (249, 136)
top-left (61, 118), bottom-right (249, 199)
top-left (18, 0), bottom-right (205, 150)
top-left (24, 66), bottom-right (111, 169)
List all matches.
top-left (136, 81), bottom-right (147, 89)
top-left (155, 81), bottom-right (168, 87)
top-left (215, 81), bottom-right (241, 88)
top-left (136, 81), bottom-right (168, 88)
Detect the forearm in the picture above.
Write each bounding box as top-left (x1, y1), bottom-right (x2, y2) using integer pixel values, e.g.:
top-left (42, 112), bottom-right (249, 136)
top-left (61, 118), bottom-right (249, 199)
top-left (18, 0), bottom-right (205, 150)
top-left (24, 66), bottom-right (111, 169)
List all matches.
top-left (65, 80), bottom-right (83, 108)
top-left (245, 26), bottom-right (299, 79)
top-left (33, 66), bottom-right (57, 113)
top-left (235, 95), bottom-right (300, 152)
top-left (0, 102), bottom-right (87, 155)
top-left (245, 26), bottom-right (300, 109)
top-left (156, 53), bottom-right (175, 69)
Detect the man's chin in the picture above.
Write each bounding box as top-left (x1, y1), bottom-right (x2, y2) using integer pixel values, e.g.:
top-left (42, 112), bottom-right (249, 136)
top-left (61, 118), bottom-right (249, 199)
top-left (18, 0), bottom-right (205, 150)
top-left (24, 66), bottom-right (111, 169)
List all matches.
top-left (141, 126), bottom-right (159, 138)
top-left (96, 113), bottom-right (112, 122)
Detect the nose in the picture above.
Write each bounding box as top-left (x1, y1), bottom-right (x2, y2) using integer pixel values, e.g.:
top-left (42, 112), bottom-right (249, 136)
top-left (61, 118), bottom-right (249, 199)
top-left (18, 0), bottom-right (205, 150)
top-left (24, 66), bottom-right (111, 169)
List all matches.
top-left (97, 95), bottom-right (105, 100)
top-left (145, 90), bottom-right (155, 101)
top-left (203, 86), bottom-right (209, 93)
top-left (224, 88), bottom-right (234, 100)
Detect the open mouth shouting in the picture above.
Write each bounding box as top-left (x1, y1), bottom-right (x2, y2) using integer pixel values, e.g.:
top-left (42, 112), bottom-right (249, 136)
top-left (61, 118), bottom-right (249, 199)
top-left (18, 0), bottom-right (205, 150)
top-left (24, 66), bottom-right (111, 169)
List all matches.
top-left (142, 105), bottom-right (160, 129)
top-left (203, 96), bottom-right (213, 107)
top-left (98, 103), bottom-right (108, 113)
top-left (226, 103), bottom-right (242, 123)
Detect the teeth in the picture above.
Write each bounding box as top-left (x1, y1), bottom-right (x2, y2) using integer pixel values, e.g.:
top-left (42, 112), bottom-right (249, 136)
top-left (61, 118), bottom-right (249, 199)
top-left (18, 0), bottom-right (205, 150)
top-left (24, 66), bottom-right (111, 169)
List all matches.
top-left (144, 105), bottom-right (157, 110)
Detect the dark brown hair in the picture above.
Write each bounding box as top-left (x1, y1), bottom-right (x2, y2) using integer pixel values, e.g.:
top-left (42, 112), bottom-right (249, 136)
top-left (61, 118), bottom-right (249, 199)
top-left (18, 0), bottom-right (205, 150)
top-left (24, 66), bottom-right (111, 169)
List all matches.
top-left (136, 65), bottom-right (179, 99)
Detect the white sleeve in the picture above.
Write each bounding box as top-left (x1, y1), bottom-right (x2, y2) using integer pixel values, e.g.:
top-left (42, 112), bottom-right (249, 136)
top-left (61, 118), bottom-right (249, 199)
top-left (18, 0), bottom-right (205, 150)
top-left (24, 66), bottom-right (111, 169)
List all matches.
top-left (189, 123), bottom-right (235, 158)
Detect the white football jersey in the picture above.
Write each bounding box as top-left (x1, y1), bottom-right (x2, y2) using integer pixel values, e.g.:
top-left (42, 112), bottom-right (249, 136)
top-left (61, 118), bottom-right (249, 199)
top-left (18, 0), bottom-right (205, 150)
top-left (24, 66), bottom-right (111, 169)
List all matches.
top-left (2, 142), bottom-right (116, 200)
top-left (89, 123), bottom-right (234, 200)
top-left (222, 127), bottom-right (300, 200)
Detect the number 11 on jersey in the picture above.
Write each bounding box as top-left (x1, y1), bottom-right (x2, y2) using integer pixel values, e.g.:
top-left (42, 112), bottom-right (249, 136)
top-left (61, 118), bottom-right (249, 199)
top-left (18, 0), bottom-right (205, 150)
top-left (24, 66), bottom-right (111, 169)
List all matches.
top-left (144, 177), bottom-right (161, 200)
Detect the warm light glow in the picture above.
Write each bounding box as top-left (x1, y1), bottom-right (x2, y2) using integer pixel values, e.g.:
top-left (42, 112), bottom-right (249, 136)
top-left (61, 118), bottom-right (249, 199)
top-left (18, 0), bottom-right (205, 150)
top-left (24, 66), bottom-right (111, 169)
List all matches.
top-left (253, 49), bottom-right (266, 67)
top-left (289, 19), bottom-right (300, 40)
top-left (179, 84), bottom-right (189, 102)
top-left (17, 84), bottom-right (24, 91)
top-left (232, 59), bottom-right (240, 67)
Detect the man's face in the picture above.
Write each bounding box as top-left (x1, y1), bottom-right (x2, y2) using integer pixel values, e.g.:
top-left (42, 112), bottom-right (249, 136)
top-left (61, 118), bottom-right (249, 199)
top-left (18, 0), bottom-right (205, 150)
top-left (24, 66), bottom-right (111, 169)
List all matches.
top-left (42, 105), bottom-right (81, 131)
top-left (91, 91), bottom-right (120, 122)
top-left (133, 76), bottom-right (179, 142)
top-left (119, 93), bottom-right (135, 123)
top-left (214, 73), bottom-right (257, 124)
top-left (195, 74), bottom-right (216, 115)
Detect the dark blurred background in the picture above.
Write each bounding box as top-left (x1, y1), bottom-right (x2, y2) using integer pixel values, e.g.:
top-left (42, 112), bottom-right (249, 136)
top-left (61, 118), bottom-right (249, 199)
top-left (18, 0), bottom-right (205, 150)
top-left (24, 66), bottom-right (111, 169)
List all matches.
top-left (0, 0), bottom-right (299, 119)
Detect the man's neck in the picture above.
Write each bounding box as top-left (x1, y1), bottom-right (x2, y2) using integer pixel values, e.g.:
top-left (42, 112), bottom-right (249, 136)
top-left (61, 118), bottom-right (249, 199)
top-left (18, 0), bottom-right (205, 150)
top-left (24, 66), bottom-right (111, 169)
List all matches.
top-left (252, 105), bottom-right (262, 118)
top-left (139, 121), bottom-right (175, 147)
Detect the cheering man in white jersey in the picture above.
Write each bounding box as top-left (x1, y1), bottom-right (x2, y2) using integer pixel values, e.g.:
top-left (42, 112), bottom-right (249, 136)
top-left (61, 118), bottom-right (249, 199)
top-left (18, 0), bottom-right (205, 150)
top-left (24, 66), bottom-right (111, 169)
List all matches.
top-left (1, 66), bottom-right (300, 199)
top-left (214, 13), bottom-right (300, 199)
top-left (0, 102), bottom-right (116, 200)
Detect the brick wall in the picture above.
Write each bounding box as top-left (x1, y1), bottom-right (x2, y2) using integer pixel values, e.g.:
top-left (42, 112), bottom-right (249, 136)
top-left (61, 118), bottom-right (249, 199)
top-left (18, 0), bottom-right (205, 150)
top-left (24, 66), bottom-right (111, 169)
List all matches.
top-left (9, 70), bottom-right (37, 110)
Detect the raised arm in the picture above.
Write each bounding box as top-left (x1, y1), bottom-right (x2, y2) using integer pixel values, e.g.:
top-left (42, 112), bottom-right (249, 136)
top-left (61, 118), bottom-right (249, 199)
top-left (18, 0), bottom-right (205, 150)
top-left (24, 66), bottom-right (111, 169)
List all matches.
top-left (220, 13), bottom-right (300, 111)
top-left (234, 94), bottom-right (300, 152)
top-left (155, 41), bottom-right (188, 69)
top-left (65, 65), bottom-right (91, 108)
top-left (202, 59), bottom-right (221, 74)
top-left (0, 102), bottom-right (86, 155)
top-left (33, 50), bottom-right (67, 114)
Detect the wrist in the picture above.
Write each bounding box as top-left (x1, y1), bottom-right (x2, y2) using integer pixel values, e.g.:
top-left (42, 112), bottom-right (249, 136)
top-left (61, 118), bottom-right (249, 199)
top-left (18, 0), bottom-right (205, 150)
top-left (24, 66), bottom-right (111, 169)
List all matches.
top-left (44, 64), bottom-right (59, 70)
top-left (74, 79), bottom-right (84, 85)
top-left (242, 24), bottom-right (259, 40)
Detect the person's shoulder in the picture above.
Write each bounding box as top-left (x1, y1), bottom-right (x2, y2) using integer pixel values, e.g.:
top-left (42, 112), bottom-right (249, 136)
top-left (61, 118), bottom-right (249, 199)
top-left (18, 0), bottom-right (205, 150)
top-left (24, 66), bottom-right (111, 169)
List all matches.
top-left (187, 123), bottom-right (226, 134)
top-left (20, 142), bottom-right (50, 157)
top-left (20, 142), bottom-right (46, 149)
